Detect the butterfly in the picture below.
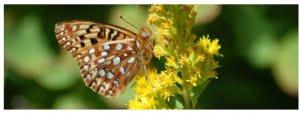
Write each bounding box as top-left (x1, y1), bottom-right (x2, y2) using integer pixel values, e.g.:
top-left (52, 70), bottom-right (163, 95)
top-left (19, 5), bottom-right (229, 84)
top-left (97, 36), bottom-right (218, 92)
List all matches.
top-left (54, 20), bottom-right (153, 97)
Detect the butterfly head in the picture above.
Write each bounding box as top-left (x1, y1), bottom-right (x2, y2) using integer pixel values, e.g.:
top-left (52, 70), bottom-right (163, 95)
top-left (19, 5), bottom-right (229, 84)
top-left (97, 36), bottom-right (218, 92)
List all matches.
top-left (141, 32), bottom-right (149, 38)
top-left (138, 26), bottom-right (152, 40)
top-left (136, 26), bottom-right (153, 66)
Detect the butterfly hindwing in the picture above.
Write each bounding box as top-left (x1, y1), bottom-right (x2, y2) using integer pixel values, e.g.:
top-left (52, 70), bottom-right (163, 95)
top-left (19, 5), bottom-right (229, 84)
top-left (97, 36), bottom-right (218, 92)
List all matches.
top-left (80, 39), bottom-right (140, 97)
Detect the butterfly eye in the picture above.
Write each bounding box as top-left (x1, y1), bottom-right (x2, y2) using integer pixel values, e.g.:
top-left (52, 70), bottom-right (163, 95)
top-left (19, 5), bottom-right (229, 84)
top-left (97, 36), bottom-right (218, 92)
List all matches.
top-left (141, 32), bottom-right (149, 38)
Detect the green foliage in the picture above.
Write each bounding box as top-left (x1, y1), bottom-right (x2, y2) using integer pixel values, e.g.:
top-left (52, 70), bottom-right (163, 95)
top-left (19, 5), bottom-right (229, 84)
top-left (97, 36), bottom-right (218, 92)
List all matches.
top-left (4, 5), bottom-right (298, 109)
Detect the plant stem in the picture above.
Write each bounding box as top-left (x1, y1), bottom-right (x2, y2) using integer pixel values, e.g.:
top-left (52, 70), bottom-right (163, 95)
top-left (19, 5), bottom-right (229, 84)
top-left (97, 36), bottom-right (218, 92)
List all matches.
top-left (182, 86), bottom-right (191, 109)
top-left (191, 98), bottom-right (197, 109)
top-left (181, 67), bottom-right (191, 109)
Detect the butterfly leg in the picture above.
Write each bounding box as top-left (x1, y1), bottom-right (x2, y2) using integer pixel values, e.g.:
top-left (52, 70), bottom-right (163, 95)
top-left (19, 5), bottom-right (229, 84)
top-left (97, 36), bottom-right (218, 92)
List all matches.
top-left (143, 65), bottom-right (154, 89)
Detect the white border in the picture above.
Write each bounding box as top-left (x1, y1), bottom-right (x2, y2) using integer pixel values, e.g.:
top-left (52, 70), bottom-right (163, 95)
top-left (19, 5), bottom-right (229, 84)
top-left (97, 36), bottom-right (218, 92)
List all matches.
top-left (2, 0), bottom-right (300, 4)
top-left (2, 110), bottom-right (300, 116)
top-left (1, 0), bottom-right (4, 111)
top-left (1, 1), bottom-right (300, 116)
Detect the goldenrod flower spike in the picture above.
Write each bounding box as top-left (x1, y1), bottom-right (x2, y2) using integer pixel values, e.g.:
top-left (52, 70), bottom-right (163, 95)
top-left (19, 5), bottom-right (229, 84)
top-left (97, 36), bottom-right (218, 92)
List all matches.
top-left (128, 5), bottom-right (222, 109)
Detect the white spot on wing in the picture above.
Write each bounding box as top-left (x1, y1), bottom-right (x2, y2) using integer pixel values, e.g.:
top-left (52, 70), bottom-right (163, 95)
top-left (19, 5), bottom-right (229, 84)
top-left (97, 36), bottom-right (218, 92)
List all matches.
top-left (104, 83), bottom-right (110, 90)
top-left (83, 65), bottom-right (89, 71)
top-left (107, 72), bottom-right (114, 79)
top-left (127, 57), bottom-right (135, 63)
top-left (84, 56), bottom-right (90, 63)
top-left (72, 25), bottom-right (77, 31)
top-left (127, 45), bottom-right (133, 51)
top-left (124, 53), bottom-right (128, 57)
top-left (99, 85), bottom-right (106, 92)
top-left (108, 90), bottom-right (113, 95)
top-left (119, 67), bottom-right (125, 75)
top-left (98, 58), bottom-right (105, 64)
top-left (103, 44), bottom-right (110, 50)
top-left (113, 57), bottom-right (121, 65)
top-left (126, 71), bottom-right (131, 77)
top-left (116, 43), bottom-right (123, 50)
top-left (113, 80), bottom-right (119, 87)
top-left (101, 51), bottom-right (108, 56)
top-left (91, 82), bottom-right (96, 88)
top-left (89, 48), bottom-right (95, 54)
top-left (99, 69), bottom-right (106, 77)
top-left (136, 40), bottom-right (140, 48)
top-left (85, 74), bottom-right (91, 80)
top-left (71, 48), bottom-right (76, 52)
top-left (60, 27), bottom-right (64, 31)
top-left (66, 42), bottom-right (71, 45)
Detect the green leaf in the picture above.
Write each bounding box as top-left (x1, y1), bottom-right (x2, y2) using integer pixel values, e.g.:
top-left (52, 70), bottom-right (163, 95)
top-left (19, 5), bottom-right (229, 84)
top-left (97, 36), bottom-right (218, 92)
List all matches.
top-left (174, 97), bottom-right (184, 109)
top-left (167, 95), bottom-right (184, 109)
top-left (190, 79), bottom-right (211, 108)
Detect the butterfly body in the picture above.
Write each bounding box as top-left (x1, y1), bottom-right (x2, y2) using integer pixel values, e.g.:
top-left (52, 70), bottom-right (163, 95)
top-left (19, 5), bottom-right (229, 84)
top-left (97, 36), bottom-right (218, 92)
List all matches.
top-left (55, 21), bottom-right (153, 97)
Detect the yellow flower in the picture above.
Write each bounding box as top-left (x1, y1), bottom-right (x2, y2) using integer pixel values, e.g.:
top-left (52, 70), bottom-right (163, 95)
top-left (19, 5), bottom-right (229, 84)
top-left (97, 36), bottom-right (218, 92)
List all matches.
top-left (156, 35), bottom-right (167, 46)
top-left (157, 27), bottom-right (171, 38)
top-left (166, 56), bottom-right (179, 69)
top-left (149, 4), bottom-right (163, 12)
top-left (186, 75), bottom-right (198, 86)
top-left (128, 99), bottom-right (140, 109)
top-left (128, 96), bottom-right (156, 109)
top-left (134, 75), bottom-right (153, 97)
top-left (160, 71), bottom-right (175, 87)
top-left (145, 96), bottom-right (156, 108)
top-left (197, 35), bottom-right (211, 50)
top-left (161, 22), bottom-right (172, 29)
top-left (161, 88), bottom-right (175, 101)
top-left (196, 55), bottom-right (205, 62)
top-left (140, 96), bottom-right (156, 109)
top-left (208, 39), bottom-right (221, 55)
top-left (153, 45), bottom-right (168, 59)
top-left (178, 55), bottom-right (189, 68)
top-left (147, 13), bottom-right (159, 24)
top-left (208, 71), bottom-right (218, 79)
top-left (135, 85), bottom-right (153, 98)
top-left (193, 67), bottom-right (201, 76)
top-left (165, 67), bottom-right (175, 74)
top-left (130, 5), bottom-right (222, 109)
top-left (148, 69), bottom-right (163, 90)
top-left (135, 76), bottom-right (148, 86)
top-left (210, 60), bottom-right (220, 69)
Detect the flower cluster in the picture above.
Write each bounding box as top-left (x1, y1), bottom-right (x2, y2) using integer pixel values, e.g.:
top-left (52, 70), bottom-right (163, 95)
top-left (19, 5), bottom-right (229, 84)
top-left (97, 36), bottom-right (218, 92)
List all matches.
top-left (128, 5), bottom-right (222, 109)
top-left (128, 69), bottom-right (179, 109)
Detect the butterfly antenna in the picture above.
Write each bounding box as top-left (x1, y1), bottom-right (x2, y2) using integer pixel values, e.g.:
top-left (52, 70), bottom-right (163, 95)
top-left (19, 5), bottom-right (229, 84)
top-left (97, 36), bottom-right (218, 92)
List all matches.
top-left (120, 16), bottom-right (139, 31)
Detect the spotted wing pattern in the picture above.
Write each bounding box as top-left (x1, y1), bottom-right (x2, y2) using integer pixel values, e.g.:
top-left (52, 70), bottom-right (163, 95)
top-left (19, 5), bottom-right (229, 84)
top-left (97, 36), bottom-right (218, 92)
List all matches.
top-left (54, 20), bottom-right (153, 97)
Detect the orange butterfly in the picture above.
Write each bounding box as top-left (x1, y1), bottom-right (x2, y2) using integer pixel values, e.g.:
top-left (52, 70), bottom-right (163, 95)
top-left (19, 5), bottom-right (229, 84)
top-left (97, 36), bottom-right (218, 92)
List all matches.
top-left (55, 20), bottom-right (153, 97)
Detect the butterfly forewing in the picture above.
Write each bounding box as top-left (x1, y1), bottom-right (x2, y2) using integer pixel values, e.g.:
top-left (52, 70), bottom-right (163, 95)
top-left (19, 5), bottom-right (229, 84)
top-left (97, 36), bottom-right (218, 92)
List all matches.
top-left (55, 20), bottom-right (150, 97)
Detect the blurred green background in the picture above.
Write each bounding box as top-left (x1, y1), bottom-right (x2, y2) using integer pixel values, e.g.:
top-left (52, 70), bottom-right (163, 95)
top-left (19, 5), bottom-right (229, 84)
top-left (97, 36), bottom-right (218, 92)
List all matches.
top-left (4, 5), bottom-right (298, 109)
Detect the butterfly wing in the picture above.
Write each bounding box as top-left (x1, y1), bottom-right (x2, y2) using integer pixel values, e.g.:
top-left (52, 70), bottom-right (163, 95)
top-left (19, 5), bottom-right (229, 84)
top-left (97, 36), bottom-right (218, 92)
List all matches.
top-left (55, 21), bottom-right (141, 97)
